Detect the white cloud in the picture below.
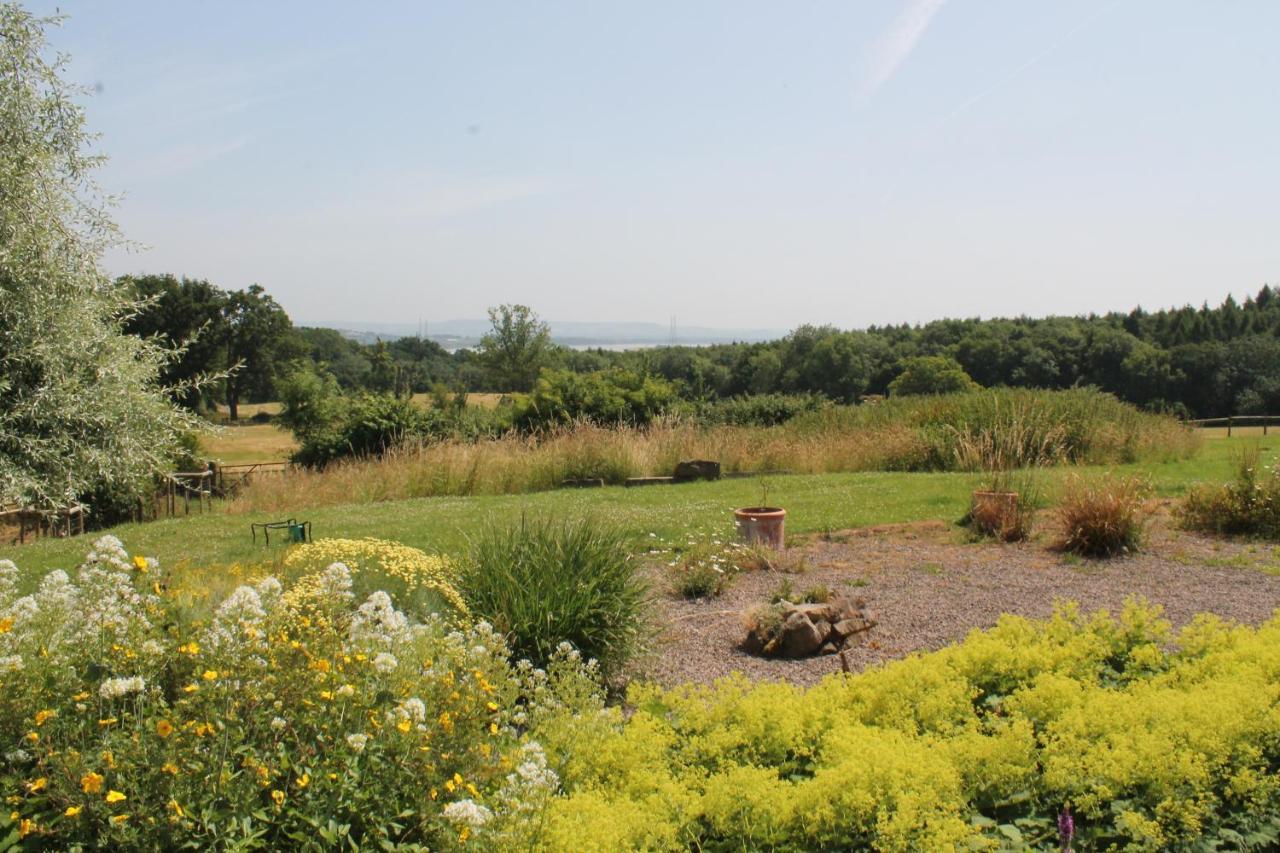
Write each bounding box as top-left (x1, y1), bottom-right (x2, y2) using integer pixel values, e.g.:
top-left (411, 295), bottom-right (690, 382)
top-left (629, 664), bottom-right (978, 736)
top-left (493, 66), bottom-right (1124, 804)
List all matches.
top-left (861, 0), bottom-right (948, 96)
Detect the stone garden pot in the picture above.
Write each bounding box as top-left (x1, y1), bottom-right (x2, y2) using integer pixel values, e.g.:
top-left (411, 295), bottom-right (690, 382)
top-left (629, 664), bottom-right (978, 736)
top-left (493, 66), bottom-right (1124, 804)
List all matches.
top-left (970, 490), bottom-right (1019, 537)
top-left (734, 506), bottom-right (786, 550)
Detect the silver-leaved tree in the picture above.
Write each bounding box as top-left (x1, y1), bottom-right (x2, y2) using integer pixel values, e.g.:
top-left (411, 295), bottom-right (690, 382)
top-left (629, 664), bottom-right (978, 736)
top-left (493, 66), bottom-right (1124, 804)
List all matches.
top-left (0, 5), bottom-right (202, 516)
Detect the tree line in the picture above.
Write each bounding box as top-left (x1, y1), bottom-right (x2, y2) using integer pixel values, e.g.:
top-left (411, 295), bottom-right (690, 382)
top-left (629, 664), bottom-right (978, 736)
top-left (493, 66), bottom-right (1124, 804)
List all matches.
top-left (129, 274), bottom-right (1280, 420)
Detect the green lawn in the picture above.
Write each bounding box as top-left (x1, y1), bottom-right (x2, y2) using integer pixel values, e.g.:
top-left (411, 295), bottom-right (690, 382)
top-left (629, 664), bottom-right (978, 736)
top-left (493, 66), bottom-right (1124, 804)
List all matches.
top-left (4, 435), bottom-right (1274, 582)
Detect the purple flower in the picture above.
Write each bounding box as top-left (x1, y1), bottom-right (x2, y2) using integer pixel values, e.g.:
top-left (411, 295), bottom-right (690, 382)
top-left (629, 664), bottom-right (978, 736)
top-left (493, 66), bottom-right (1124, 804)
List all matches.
top-left (1058, 806), bottom-right (1074, 851)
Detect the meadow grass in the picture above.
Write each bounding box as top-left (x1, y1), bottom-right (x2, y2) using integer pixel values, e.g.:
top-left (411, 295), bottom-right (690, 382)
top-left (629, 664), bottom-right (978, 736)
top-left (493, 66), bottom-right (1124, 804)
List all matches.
top-left (200, 422), bottom-right (298, 464)
top-left (3, 435), bottom-right (1273, 589)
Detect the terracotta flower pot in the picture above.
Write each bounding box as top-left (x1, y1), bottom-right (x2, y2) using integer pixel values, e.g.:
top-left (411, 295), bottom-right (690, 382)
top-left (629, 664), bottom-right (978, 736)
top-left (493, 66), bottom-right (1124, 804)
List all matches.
top-left (734, 506), bottom-right (786, 550)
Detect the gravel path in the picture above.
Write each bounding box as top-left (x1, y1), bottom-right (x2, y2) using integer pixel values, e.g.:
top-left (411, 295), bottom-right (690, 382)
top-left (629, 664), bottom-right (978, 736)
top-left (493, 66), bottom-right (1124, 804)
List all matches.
top-left (636, 514), bottom-right (1280, 688)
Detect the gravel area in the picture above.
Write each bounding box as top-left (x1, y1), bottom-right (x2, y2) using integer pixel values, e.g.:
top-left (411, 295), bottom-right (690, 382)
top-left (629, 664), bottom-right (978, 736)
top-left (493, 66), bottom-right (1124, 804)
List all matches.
top-left (636, 512), bottom-right (1280, 689)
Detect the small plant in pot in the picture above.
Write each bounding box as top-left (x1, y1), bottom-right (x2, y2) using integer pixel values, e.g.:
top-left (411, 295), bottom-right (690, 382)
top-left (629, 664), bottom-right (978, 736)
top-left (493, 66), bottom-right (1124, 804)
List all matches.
top-left (967, 468), bottom-right (1040, 542)
top-left (734, 480), bottom-right (786, 550)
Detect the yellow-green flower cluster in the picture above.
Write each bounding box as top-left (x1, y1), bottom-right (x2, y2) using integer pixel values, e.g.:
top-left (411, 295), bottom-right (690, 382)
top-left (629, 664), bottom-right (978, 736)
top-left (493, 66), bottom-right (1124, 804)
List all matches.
top-left (282, 538), bottom-right (467, 616)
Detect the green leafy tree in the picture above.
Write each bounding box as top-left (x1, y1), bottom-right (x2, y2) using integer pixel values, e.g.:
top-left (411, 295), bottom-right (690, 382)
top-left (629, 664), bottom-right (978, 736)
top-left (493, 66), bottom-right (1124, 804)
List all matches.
top-left (0, 5), bottom-right (202, 512)
top-left (120, 273), bottom-right (227, 410)
top-left (222, 284), bottom-right (303, 420)
top-left (888, 356), bottom-right (980, 396)
top-left (479, 304), bottom-right (553, 392)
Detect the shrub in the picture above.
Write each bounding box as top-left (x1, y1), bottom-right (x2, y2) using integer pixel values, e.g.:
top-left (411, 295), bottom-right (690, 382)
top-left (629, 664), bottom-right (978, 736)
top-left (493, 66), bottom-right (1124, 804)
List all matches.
top-left (887, 355), bottom-right (979, 396)
top-left (1178, 446), bottom-right (1280, 539)
top-left (0, 537), bottom-right (601, 849)
top-left (1055, 474), bottom-right (1149, 556)
top-left (695, 394), bottom-right (825, 427)
top-left (460, 520), bottom-right (649, 679)
top-left (530, 600), bottom-right (1280, 850)
top-left (515, 368), bottom-right (679, 430)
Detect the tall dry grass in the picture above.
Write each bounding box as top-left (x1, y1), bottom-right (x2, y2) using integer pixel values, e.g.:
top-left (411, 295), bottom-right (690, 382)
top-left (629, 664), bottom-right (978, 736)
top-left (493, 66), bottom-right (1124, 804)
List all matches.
top-left (229, 389), bottom-right (1199, 515)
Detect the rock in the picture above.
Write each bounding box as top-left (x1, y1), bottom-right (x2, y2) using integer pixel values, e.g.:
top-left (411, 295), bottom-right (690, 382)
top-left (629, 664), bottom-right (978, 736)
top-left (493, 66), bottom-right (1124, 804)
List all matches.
top-left (833, 616), bottom-right (873, 637)
top-left (742, 594), bottom-right (878, 659)
top-left (778, 612), bottom-right (825, 658)
top-left (673, 459), bottom-right (721, 482)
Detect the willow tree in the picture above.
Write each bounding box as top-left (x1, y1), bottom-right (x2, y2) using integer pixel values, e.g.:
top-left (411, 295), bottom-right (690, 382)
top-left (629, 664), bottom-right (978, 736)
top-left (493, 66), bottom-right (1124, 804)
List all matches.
top-left (0, 5), bottom-right (200, 515)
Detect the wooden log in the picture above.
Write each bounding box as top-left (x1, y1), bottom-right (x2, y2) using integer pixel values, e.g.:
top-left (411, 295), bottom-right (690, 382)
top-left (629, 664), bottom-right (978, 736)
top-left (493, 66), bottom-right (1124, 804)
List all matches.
top-left (624, 476), bottom-right (675, 487)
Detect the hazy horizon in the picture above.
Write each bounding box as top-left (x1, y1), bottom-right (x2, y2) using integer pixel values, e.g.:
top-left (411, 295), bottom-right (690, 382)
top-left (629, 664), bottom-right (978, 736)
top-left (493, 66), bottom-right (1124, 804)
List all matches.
top-left (31, 1), bottom-right (1280, 329)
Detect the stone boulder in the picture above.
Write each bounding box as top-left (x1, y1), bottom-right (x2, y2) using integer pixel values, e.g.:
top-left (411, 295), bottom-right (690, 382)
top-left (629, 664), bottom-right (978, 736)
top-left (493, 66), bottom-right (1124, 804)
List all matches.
top-left (742, 595), bottom-right (877, 659)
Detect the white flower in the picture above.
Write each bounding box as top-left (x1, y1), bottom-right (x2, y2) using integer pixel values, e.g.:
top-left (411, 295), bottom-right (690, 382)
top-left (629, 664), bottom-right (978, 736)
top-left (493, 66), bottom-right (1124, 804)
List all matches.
top-left (442, 799), bottom-right (493, 828)
top-left (346, 733), bottom-right (369, 752)
top-left (4, 749), bottom-right (31, 763)
top-left (399, 697), bottom-right (426, 723)
top-left (99, 675), bottom-right (145, 700)
top-left (348, 591), bottom-right (409, 647)
top-left (372, 652), bottom-right (398, 674)
top-left (0, 655), bottom-right (22, 672)
top-left (319, 563), bottom-right (354, 603)
top-left (336, 684), bottom-right (355, 698)
top-left (270, 717), bottom-right (287, 731)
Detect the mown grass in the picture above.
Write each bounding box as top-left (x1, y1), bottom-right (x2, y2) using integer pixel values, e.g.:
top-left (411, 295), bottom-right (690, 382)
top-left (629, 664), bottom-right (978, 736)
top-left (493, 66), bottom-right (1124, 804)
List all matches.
top-left (201, 423), bottom-right (298, 464)
top-left (4, 436), bottom-right (1273, 585)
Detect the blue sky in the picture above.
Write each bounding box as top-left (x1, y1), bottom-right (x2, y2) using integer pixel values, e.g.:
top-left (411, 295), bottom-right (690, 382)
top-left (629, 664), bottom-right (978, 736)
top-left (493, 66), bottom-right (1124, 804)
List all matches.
top-left (35, 1), bottom-right (1280, 329)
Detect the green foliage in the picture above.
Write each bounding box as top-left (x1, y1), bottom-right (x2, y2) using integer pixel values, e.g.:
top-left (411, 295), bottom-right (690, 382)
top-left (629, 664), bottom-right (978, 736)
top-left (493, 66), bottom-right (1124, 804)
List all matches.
top-left (290, 393), bottom-right (433, 468)
top-left (478, 304), bottom-right (554, 392)
top-left (0, 6), bottom-right (203, 513)
top-left (694, 393), bottom-right (824, 427)
top-left (532, 600), bottom-right (1280, 850)
top-left (1055, 474), bottom-right (1150, 557)
top-left (460, 519), bottom-right (649, 679)
top-left (1179, 445), bottom-right (1280, 539)
top-left (0, 537), bottom-right (600, 849)
top-left (516, 368), bottom-right (678, 428)
top-left (888, 355), bottom-right (980, 396)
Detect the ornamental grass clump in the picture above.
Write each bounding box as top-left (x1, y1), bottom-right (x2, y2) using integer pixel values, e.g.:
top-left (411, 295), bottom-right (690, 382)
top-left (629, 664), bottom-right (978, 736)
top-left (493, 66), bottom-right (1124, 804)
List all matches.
top-left (1055, 474), bottom-right (1150, 557)
top-left (461, 519), bottom-right (649, 680)
top-left (1178, 446), bottom-right (1280, 540)
top-left (0, 537), bottom-right (601, 849)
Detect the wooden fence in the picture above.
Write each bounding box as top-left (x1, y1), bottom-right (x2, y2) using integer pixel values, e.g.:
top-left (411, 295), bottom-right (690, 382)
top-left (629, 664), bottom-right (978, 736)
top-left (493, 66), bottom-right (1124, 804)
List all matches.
top-left (210, 461), bottom-right (291, 497)
top-left (1186, 415), bottom-right (1280, 436)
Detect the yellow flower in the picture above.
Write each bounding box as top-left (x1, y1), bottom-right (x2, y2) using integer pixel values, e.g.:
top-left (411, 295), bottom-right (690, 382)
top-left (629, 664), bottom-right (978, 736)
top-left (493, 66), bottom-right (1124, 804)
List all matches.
top-left (18, 818), bottom-right (33, 838)
top-left (26, 778), bottom-right (46, 793)
top-left (489, 723), bottom-right (499, 735)
top-left (311, 658), bottom-right (331, 673)
top-left (156, 719), bottom-right (175, 738)
top-left (105, 790), bottom-right (127, 804)
top-left (161, 762), bottom-right (179, 775)
top-left (270, 789), bottom-right (285, 808)
top-left (98, 718), bottom-right (118, 727)
top-left (0, 617), bottom-right (13, 634)
top-left (485, 701), bottom-right (499, 712)
top-left (295, 773), bottom-right (310, 789)
top-left (167, 799), bottom-right (185, 818)
top-left (101, 750), bottom-right (115, 769)
top-left (182, 683), bottom-right (198, 694)
top-left (72, 691), bottom-right (89, 701)
top-left (397, 719), bottom-right (412, 733)
top-left (201, 670), bottom-right (218, 681)
top-left (110, 814), bottom-right (129, 825)
top-left (438, 711), bottom-right (454, 733)
top-left (319, 690), bottom-right (334, 701)
top-left (81, 772), bottom-right (105, 794)
top-left (178, 642), bottom-right (200, 655)
top-left (34, 710), bottom-right (55, 727)
top-left (24, 731), bottom-right (38, 744)
top-left (64, 806), bottom-right (82, 817)
top-left (132, 555), bottom-right (149, 572)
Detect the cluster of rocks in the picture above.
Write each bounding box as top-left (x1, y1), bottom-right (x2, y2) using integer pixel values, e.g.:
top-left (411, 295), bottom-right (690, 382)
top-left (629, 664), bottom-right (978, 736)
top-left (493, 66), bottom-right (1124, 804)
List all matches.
top-left (741, 596), bottom-right (877, 659)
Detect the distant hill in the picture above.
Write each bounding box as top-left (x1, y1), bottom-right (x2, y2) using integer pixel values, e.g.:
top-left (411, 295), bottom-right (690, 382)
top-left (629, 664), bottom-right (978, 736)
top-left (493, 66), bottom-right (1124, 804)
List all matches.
top-left (310, 319), bottom-right (785, 349)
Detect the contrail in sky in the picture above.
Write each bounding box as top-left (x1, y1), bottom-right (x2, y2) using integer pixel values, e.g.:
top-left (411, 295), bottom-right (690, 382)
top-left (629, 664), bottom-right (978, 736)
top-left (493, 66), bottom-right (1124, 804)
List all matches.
top-left (862, 0), bottom-right (948, 97)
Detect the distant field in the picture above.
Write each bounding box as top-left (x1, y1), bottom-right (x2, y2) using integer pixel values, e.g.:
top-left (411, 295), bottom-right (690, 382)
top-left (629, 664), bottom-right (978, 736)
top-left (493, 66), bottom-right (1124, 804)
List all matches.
top-left (201, 394), bottom-right (509, 464)
top-left (200, 423), bottom-right (298, 465)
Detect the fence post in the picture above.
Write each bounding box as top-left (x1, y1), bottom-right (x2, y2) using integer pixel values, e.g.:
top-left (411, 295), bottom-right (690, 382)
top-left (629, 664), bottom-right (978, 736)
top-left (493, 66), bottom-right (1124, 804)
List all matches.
top-left (1228, 416), bottom-right (1233, 437)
